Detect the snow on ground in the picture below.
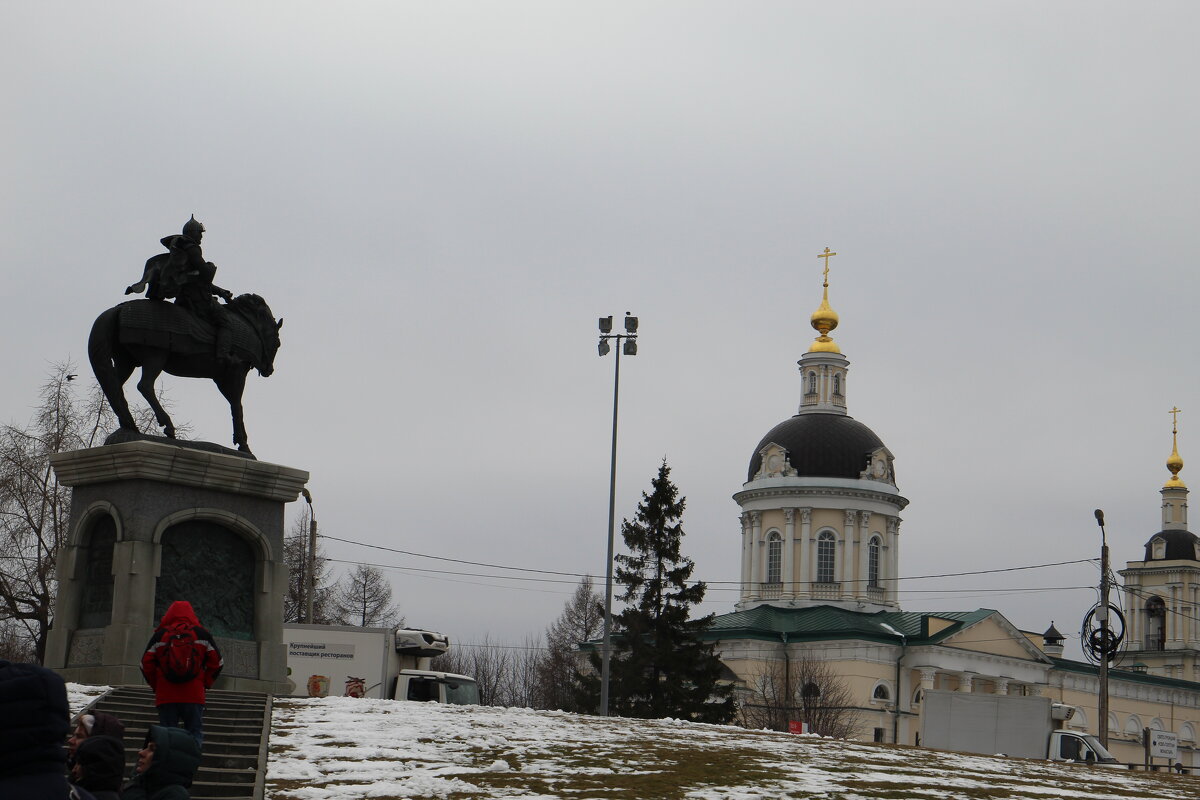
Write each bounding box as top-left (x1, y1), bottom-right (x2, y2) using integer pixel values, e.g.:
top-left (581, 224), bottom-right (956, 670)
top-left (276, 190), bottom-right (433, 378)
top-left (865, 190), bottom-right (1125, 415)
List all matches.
top-left (266, 697), bottom-right (1199, 800)
top-left (64, 686), bottom-right (1199, 799)
top-left (67, 682), bottom-right (112, 714)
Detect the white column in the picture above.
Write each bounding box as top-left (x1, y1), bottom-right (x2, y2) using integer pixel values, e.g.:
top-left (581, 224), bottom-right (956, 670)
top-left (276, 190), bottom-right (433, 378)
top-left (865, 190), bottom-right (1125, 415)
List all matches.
top-left (887, 518), bottom-right (900, 606)
top-left (1168, 584), bottom-right (1179, 645)
top-left (995, 678), bottom-right (1010, 696)
top-left (841, 510), bottom-right (856, 589)
top-left (800, 508), bottom-right (813, 598)
top-left (957, 673), bottom-right (974, 693)
top-left (858, 511), bottom-right (872, 600)
top-left (783, 508), bottom-right (796, 599)
top-left (739, 513), bottom-right (751, 603)
top-left (749, 511), bottom-right (762, 599)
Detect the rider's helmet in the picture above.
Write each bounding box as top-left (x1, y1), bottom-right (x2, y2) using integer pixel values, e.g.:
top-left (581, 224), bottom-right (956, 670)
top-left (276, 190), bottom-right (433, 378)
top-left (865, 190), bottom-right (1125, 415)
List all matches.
top-left (182, 215), bottom-right (205, 240)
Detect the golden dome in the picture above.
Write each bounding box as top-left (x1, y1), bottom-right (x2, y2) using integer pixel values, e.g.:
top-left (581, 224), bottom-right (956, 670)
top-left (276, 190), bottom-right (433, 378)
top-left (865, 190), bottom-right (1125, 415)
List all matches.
top-left (808, 247), bottom-right (841, 353)
top-left (1166, 406), bottom-right (1186, 489)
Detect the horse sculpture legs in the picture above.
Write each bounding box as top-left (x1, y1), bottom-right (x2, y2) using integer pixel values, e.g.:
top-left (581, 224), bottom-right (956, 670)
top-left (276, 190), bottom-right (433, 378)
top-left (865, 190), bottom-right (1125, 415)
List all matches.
top-left (134, 352), bottom-right (178, 439)
top-left (215, 370), bottom-right (250, 453)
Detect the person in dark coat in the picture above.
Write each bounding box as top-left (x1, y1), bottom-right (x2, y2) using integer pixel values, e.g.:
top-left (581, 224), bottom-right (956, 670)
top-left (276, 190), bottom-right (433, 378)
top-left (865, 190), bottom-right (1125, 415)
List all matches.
top-left (140, 601), bottom-right (223, 748)
top-left (121, 726), bottom-right (200, 800)
top-left (0, 659), bottom-right (96, 799)
top-left (72, 735), bottom-right (125, 800)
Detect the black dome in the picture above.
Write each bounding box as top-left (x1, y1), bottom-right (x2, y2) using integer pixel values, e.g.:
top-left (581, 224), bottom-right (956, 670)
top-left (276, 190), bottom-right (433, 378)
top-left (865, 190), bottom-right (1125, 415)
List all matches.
top-left (748, 413), bottom-right (886, 482)
top-left (1144, 530), bottom-right (1200, 561)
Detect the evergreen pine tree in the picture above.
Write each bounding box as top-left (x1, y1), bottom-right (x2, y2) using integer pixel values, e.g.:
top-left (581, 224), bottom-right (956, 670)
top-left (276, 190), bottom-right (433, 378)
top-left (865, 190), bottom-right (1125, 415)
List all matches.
top-left (581, 460), bottom-right (734, 722)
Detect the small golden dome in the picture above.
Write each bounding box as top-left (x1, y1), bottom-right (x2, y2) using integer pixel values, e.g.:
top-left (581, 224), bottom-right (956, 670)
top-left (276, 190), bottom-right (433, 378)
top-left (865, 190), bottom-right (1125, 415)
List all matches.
top-left (1165, 406), bottom-right (1186, 488)
top-left (808, 247), bottom-right (840, 353)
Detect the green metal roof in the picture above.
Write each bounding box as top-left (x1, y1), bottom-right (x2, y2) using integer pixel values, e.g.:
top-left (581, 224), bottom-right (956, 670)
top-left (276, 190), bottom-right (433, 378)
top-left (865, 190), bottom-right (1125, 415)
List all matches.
top-left (702, 605), bottom-right (997, 646)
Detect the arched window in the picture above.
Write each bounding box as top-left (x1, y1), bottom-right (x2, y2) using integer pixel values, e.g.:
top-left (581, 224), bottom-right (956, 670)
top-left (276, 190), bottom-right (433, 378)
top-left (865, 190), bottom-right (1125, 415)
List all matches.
top-left (1124, 715), bottom-right (1143, 741)
top-left (1146, 596), bottom-right (1166, 651)
top-left (1181, 723), bottom-right (1196, 743)
top-left (1108, 713), bottom-right (1119, 734)
top-left (868, 536), bottom-right (882, 587)
top-left (801, 682), bottom-right (821, 700)
top-left (807, 371), bottom-right (817, 395)
top-left (817, 531), bottom-right (836, 584)
top-left (912, 688), bottom-right (924, 705)
top-left (872, 682), bottom-right (890, 702)
top-left (766, 531), bottom-right (782, 584)
top-left (833, 373), bottom-right (842, 396)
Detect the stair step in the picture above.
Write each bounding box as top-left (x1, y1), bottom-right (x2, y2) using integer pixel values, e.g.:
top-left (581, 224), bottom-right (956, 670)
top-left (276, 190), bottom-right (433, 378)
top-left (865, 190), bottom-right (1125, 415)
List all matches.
top-left (79, 685), bottom-right (269, 800)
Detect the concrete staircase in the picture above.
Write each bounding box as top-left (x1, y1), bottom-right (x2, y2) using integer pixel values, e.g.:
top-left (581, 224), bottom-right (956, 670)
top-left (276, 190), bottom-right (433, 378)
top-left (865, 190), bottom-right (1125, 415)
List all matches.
top-left (82, 686), bottom-right (270, 800)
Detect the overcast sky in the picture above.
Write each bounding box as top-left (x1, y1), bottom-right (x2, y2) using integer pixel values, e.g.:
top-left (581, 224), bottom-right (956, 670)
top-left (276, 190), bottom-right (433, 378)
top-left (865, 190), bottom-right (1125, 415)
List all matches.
top-left (5, 3), bottom-right (1199, 661)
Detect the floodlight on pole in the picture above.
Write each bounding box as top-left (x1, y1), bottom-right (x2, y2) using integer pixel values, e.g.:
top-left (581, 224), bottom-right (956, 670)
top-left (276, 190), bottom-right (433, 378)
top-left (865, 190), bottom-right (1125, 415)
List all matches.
top-left (596, 312), bottom-right (639, 717)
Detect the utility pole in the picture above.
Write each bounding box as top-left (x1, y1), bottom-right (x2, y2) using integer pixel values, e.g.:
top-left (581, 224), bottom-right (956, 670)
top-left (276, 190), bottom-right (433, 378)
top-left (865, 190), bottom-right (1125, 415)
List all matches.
top-left (1095, 509), bottom-right (1111, 749)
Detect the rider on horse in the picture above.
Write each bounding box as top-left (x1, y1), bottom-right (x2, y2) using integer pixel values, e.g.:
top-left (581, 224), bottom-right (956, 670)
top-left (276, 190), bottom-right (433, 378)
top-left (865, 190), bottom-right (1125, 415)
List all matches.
top-left (126, 216), bottom-right (236, 363)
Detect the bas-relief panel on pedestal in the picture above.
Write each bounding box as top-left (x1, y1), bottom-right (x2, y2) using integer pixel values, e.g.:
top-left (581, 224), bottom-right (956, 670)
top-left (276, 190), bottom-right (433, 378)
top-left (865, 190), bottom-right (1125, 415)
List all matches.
top-left (67, 629), bottom-right (105, 667)
top-left (216, 637), bottom-right (260, 679)
top-left (155, 520), bottom-right (255, 641)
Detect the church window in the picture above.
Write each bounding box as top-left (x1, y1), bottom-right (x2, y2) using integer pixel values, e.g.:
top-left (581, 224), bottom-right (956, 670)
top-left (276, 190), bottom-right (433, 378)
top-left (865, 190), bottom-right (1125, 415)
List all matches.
top-left (817, 531), bottom-right (836, 583)
top-left (872, 682), bottom-right (890, 702)
top-left (806, 371), bottom-right (817, 395)
top-left (868, 536), bottom-right (882, 587)
top-left (1145, 596), bottom-right (1166, 651)
top-left (766, 531), bottom-right (782, 584)
top-left (833, 373), bottom-right (842, 396)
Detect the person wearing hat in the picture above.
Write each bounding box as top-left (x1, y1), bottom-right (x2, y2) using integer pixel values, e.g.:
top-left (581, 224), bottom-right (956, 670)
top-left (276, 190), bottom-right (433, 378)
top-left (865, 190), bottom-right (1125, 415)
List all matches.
top-left (72, 735), bottom-right (125, 800)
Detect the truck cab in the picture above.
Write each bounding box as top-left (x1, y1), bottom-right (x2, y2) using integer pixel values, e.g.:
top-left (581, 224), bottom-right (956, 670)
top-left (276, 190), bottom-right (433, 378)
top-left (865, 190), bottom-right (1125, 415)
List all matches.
top-left (1049, 729), bottom-right (1121, 766)
top-left (393, 669), bottom-right (480, 705)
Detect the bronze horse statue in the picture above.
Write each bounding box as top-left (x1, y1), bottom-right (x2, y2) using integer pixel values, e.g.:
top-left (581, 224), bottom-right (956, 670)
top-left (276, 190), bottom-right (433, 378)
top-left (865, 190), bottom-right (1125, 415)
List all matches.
top-left (89, 294), bottom-right (282, 455)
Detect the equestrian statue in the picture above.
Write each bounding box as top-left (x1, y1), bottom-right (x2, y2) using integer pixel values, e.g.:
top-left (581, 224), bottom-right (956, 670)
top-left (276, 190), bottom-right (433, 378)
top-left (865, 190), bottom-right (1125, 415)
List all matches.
top-left (90, 216), bottom-right (282, 456)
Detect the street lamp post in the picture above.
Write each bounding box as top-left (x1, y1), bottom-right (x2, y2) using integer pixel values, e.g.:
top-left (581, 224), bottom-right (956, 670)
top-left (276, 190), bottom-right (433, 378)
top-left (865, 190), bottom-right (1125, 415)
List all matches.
top-left (597, 312), bottom-right (638, 717)
top-left (302, 488), bottom-right (316, 624)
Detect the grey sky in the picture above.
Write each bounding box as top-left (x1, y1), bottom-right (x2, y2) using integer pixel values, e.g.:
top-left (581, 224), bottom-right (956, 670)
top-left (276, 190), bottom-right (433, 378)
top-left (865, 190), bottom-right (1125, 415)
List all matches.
top-left (5, 3), bottom-right (1198, 658)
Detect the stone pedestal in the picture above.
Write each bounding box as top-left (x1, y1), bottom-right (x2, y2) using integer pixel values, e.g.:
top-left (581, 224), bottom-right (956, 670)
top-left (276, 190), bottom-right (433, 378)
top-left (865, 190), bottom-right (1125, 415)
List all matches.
top-left (43, 440), bottom-right (308, 694)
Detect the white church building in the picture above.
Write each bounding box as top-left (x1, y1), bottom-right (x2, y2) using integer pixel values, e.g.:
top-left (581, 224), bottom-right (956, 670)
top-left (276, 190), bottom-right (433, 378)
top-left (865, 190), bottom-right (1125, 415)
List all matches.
top-left (702, 252), bottom-right (1200, 765)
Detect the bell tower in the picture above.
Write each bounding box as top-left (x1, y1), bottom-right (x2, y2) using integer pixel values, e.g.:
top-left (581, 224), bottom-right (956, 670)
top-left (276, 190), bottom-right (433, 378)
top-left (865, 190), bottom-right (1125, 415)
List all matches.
top-left (1118, 407), bottom-right (1200, 682)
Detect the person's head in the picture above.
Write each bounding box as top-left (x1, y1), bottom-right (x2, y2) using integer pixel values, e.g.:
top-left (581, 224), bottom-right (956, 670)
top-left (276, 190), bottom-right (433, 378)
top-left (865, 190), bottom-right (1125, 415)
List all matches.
top-left (182, 215), bottom-right (205, 242)
top-left (160, 600), bottom-right (200, 628)
top-left (0, 660), bottom-right (70, 781)
top-left (69, 710), bottom-right (125, 758)
top-left (67, 715), bottom-right (91, 758)
top-left (136, 725), bottom-right (200, 788)
top-left (72, 735), bottom-right (125, 792)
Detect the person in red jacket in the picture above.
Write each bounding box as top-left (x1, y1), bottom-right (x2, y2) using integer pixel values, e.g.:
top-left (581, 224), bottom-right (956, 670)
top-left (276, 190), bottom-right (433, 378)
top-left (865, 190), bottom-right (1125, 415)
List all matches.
top-left (140, 601), bottom-right (222, 749)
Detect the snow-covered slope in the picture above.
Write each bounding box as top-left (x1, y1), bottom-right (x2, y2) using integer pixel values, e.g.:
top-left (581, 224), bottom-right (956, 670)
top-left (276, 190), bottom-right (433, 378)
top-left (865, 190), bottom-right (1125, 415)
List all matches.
top-left (70, 686), bottom-right (1196, 799)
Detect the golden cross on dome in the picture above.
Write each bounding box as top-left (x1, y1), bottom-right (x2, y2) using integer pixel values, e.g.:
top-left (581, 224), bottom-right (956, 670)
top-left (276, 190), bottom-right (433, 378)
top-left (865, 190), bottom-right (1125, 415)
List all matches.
top-left (1171, 406), bottom-right (1183, 433)
top-left (817, 247), bottom-right (837, 286)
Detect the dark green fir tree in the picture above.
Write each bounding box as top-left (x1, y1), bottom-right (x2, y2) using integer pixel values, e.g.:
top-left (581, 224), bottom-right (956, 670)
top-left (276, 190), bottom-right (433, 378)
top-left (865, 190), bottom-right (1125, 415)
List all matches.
top-left (581, 460), bottom-right (735, 722)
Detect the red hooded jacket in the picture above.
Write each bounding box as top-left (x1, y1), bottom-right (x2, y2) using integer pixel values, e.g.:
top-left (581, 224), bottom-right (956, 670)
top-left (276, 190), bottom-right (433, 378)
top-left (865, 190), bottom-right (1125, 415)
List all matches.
top-left (140, 601), bottom-right (223, 706)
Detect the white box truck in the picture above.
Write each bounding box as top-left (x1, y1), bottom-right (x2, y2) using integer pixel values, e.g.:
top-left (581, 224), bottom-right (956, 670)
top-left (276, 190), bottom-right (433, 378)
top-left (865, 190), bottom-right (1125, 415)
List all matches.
top-left (920, 690), bottom-right (1120, 765)
top-left (283, 624), bottom-right (478, 704)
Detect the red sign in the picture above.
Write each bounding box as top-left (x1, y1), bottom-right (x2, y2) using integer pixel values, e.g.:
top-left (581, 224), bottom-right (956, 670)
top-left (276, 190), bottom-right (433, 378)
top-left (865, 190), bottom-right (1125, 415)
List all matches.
top-left (788, 720), bottom-right (810, 734)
